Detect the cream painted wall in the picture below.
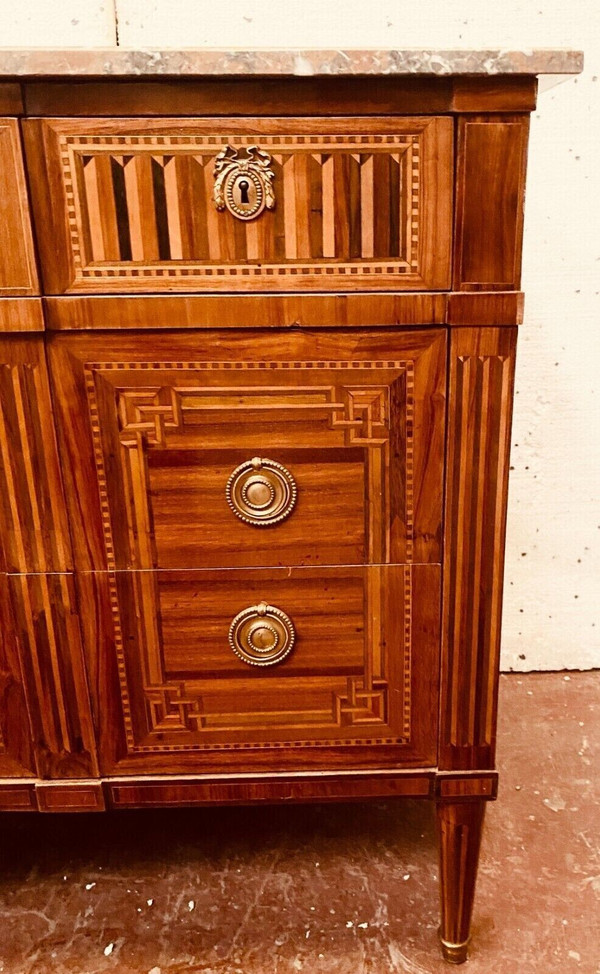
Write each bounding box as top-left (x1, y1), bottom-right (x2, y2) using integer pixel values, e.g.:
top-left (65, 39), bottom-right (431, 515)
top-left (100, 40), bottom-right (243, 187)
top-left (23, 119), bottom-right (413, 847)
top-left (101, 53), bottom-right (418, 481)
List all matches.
top-left (1, 0), bottom-right (598, 671)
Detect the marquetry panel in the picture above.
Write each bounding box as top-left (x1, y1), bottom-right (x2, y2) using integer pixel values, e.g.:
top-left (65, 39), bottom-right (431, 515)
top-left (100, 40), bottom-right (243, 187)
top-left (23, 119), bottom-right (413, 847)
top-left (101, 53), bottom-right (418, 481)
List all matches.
top-left (0, 570), bottom-right (35, 778)
top-left (440, 328), bottom-right (517, 770)
top-left (0, 337), bottom-right (97, 778)
top-left (48, 329), bottom-right (446, 572)
top-left (24, 116), bottom-right (452, 293)
top-left (0, 338), bottom-right (76, 573)
top-left (0, 118), bottom-right (39, 299)
top-left (77, 563), bottom-right (440, 775)
top-left (6, 572), bottom-right (97, 778)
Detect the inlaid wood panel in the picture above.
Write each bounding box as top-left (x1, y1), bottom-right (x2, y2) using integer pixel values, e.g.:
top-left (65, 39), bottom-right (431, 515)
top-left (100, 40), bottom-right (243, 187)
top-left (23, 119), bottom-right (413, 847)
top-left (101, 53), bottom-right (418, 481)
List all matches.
top-left (24, 116), bottom-right (452, 294)
top-left (0, 336), bottom-right (97, 778)
top-left (48, 329), bottom-right (446, 572)
top-left (0, 118), bottom-right (39, 298)
top-left (0, 336), bottom-right (72, 573)
top-left (76, 563), bottom-right (440, 776)
top-left (453, 115), bottom-right (529, 291)
top-left (8, 572), bottom-right (98, 778)
top-left (440, 327), bottom-right (517, 771)
top-left (0, 570), bottom-right (35, 778)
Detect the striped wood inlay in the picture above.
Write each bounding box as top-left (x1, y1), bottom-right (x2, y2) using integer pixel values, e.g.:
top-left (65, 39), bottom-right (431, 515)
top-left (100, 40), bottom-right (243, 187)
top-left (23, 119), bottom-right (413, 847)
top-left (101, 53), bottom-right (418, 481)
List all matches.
top-left (65, 136), bottom-right (418, 276)
top-left (0, 360), bottom-right (71, 573)
top-left (441, 329), bottom-right (517, 769)
top-left (0, 341), bottom-right (97, 778)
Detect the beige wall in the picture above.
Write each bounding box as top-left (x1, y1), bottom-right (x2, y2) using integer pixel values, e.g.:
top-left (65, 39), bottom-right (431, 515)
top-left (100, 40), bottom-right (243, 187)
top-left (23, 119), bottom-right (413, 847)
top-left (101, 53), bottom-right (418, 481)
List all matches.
top-left (1, 1), bottom-right (598, 671)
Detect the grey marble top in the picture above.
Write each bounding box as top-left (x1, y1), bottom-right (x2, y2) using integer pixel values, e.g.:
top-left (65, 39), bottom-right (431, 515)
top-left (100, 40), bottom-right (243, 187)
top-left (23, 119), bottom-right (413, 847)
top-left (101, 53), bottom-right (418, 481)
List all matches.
top-left (0, 48), bottom-right (583, 78)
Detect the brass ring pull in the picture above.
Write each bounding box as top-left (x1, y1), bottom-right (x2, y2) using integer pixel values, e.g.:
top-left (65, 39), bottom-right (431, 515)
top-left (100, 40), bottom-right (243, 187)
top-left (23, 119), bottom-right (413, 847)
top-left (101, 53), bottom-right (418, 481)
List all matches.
top-left (213, 145), bottom-right (276, 221)
top-left (226, 457), bottom-right (297, 527)
top-left (229, 601), bottom-right (295, 667)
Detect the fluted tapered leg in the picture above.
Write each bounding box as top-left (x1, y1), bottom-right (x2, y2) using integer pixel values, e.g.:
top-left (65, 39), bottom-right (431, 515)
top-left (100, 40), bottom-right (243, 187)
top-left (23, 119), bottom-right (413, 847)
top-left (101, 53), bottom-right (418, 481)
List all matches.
top-left (436, 799), bottom-right (486, 964)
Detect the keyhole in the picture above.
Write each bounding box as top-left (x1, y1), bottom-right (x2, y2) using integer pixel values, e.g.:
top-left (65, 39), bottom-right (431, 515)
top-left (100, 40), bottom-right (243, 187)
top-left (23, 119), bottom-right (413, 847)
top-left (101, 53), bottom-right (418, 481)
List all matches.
top-left (238, 179), bottom-right (250, 204)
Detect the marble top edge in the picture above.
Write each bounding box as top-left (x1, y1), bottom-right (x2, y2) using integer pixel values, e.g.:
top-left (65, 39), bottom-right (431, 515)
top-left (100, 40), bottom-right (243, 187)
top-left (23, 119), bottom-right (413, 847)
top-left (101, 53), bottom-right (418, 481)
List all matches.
top-left (0, 48), bottom-right (584, 78)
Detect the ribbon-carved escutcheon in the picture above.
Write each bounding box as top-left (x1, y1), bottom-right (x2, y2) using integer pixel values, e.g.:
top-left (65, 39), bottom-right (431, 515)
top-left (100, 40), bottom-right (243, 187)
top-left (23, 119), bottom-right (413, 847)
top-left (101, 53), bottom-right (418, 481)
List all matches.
top-left (213, 145), bottom-right (276, 221)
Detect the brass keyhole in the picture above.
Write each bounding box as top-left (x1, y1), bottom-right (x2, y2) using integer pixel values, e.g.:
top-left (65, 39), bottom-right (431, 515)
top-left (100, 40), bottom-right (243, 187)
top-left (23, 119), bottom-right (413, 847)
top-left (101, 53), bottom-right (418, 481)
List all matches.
top-left (238, 179), bottom-right (250, 204)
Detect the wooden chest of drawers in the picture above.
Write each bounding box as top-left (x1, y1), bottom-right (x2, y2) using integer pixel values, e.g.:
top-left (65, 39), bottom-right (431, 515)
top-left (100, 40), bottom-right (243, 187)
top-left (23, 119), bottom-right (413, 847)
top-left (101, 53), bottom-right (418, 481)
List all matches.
top-left (0, 53), bottom-right (581, 963)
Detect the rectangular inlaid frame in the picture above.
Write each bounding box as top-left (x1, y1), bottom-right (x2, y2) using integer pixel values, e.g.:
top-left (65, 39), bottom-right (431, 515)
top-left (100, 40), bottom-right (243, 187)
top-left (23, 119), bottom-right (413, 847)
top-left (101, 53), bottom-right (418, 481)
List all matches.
top-left (87, 358), bottom-right (413, 570)
top-left (47, 328), bottom-right (445, 774)
top-left (103, 565), bottom-right (412, 753)
top-left (24, 116), bottom-right (453, 294)
top-left (75, 562), bottom-right (441, 775)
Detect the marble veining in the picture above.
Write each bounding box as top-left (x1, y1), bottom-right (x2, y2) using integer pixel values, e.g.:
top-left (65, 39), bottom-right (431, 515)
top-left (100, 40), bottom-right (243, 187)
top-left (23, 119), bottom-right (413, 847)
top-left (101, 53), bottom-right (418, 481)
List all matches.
top-left (0, 47), bottom-right (583, 77)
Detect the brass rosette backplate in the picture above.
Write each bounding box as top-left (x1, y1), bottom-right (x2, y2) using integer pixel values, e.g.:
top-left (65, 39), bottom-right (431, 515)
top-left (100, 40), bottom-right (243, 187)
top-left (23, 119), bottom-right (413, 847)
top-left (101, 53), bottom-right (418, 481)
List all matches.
top-left (228, 601), bottom-right (296, 667)
top-left (225, 456), bottom-right (297, 527)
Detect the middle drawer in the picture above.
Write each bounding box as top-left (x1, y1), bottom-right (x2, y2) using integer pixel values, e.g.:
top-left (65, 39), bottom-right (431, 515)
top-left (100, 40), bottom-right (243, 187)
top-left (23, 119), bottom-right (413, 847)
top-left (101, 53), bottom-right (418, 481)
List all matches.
top-left (48, 327), bottom-right (446, 570)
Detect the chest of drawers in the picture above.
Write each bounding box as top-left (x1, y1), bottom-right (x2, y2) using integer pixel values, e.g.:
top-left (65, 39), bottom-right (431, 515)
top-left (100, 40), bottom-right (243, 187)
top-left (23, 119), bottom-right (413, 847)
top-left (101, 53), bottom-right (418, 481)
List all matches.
top-left (0, 49), bottom-right (582, 964)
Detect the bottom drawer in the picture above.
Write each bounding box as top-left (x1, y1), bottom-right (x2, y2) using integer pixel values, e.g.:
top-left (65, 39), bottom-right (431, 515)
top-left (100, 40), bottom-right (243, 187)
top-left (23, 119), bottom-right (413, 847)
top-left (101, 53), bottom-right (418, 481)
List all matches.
top-left (78, 564), bottom-right (440, 775)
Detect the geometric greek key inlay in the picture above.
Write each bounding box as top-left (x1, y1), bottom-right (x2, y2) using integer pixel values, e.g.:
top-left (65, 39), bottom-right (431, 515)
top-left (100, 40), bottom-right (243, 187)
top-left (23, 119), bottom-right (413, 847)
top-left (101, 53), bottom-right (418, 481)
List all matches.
top-left (334, 677), bottom-right (388, 726)
top-left (83, 360), bottom-right (415, 754)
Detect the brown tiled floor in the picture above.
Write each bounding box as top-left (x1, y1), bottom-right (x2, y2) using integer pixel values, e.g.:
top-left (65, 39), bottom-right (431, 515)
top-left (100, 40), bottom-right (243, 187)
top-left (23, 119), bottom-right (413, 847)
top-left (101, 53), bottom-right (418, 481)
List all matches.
top-left (0, 672), bottom-right (598, 974)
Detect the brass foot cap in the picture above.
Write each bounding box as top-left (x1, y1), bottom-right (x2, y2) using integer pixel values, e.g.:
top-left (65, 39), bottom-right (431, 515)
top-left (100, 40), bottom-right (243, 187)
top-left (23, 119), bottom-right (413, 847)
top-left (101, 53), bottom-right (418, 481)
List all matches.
top-left (439, 934), bottom-right (469, 964)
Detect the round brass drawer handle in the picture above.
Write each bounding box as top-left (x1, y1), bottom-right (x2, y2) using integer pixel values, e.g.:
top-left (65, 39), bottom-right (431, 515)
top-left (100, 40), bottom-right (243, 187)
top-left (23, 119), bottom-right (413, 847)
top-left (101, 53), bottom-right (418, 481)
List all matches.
top-left (229, 601), bottom-right (296, 667)
top-left (226, 457), bottom-right (297, 527)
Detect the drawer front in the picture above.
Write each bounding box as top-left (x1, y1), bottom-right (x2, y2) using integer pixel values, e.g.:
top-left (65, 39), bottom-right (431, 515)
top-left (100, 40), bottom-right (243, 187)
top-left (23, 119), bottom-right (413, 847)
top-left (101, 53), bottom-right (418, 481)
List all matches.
top-left (48, 329), bottom-right (446, 571)
top-left (77, 564), bottom-right (440, 775)
top-left (24, 116), bottom-right (453, 294)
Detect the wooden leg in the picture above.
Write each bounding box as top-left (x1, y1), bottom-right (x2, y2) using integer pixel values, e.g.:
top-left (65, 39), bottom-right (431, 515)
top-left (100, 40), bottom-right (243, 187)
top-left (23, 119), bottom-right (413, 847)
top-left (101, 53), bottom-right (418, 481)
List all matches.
top-left (436, 799), bottom-right (486, 964)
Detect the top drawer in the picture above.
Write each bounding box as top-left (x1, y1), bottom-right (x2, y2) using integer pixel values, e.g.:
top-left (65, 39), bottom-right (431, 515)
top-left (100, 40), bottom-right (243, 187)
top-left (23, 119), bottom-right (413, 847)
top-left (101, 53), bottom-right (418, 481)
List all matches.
top-left (23, 116), bottom-right (452, 295)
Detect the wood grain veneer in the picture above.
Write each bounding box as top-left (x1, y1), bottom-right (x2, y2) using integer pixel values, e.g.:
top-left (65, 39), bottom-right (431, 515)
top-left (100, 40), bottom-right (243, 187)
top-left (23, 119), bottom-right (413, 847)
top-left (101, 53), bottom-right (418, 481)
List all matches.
top-left (0, 298), bottom-right (44, 332)
top-left (0, 119), bottom-right (39, 297)
top-left (42, 291), bottom-right (524, 331)
top-left (453, 115), bottom-right (529, 291)
top-left (24, 76), bottom-right (537, 117)
top-left (0, 85), bottom-right (23, 115)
